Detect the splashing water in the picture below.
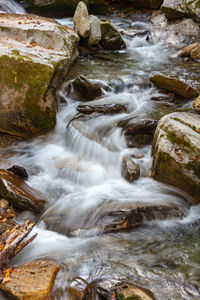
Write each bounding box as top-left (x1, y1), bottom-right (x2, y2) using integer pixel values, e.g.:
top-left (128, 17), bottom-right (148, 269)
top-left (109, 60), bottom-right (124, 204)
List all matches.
top-left (0, 0), bottom-right (26, 14)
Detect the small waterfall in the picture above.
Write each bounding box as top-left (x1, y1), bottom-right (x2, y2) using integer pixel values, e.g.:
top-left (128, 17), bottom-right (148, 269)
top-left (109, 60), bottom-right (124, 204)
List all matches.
top-left (0, 0), bottom-right (26, 14)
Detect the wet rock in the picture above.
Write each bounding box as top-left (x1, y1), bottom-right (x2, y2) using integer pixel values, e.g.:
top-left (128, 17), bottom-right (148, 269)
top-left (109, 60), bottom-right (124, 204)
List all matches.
top-left (0, 199), bottom-right (16, 235)
top-left (72, 75), bottom-right (102, 101)
top-left (0, 169), bottom-right (46, 212)
top-left (88, 15), bottom-right (101, 46)
top-left (152, 112), bottom-right (200, 204)
top-left (119, 118), bottom-right (158, 147)
top-left (101, 203), bottom-right (185, 233)
top-left (193, 96), bottom-right (200, 113)
top-left (100, 19), bottom-right (126, 50)
top-left (7, 165), bottom-right (28, 180)
top-left (122, 156), bottom-right (140, 182)
top-left (73, 2), bottom-right (90, 38)
top-left (67, 286), bottom-right (84, 300)
top-left (77, 102), bottom-right (126, 114)
top-left (162, 0), bottom-right (200, 22)
top-left (0, 13), bottom-right (79, 140)
top-left (0, 259), bottom-right (61, 300)
top-left (150, 73), bottom-right (199, 99)
top-left (179, 43), bottom-right (199, 58)
top-left (83, 278), bottom-right (156, 300)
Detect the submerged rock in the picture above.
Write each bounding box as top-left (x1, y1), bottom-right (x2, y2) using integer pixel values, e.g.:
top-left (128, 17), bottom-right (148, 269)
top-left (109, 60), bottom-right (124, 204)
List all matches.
top-left (122, 156), bottom-right (140, 182)
top-left (0, 169), bottom-right (46, 212)
top-left (193, 96), bottom-right (200, 113)
top-left (152, 112), bottom-right (200, 204)
top-left (0, 259), bottom-right (61, 300)
top-left (100, 19), bottom-right (126, 50)
top-left (72, 75), bottom-right (102, 101)
top-left (83, 278), bottom-right (156, 300)
top-left (73, 2), bottom-right (90, 38)
top-left (150, 73), bottom-right (199, 99)
top-left (0, 13), bottom-right (79, 140)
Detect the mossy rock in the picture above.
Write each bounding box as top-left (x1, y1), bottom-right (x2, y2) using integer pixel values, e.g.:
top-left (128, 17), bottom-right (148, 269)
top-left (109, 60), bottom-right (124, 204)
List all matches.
top-left (100, 20), bottom-right (126, 50)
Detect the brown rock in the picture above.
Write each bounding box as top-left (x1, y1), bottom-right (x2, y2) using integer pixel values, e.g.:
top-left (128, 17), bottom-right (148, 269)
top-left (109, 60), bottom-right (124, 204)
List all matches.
top-left (72, 75), bottom-right (102, 101)
top-left (0, 259), bottom-right (61, 300)
top-left (67, 286), bottom-right (84, 300)
top-left (122, 156), bottom-right (140, 182)
top-left (0, 169), bottom-right (46, 212)
top-left (179, 43), bottom-right (199, 57)
top-left (193, 96), bottom-right (200, 113)
top-left (77, 103), bottom-right (126, 114)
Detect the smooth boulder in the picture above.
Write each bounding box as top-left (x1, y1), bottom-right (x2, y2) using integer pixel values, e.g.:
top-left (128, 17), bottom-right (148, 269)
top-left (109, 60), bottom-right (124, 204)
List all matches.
top-left (0, 13), bottom-right (79, 140)
top-left (150, 73), bottom-right (199, 99)
top-left (0, 259), bottom-right (61, 300)
top-left (0, 169), bottom-right (46, 212)
top-left (152, 112), bottom-right (200, 204)
top-left (73, 1), bottom-right (90, 38)
top-left (88, 15), bottom-right (101, 46)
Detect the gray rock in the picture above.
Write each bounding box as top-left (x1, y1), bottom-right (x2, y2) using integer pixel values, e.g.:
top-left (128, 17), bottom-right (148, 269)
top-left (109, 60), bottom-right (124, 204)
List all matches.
top-left (73, 1), bottom-right (90, 38)
top-left (122, 156), bottom-right (140, 182)
top-left (100, 19), bottom-right (126, 50)
top-left (162, 0), bottom-right (200, 21)
top-left (88, 15), bottom-right (101, 46)
top-left (152, 112), bottom-right (200, 204)
top-left (77, 102), bottom-right (126, 114)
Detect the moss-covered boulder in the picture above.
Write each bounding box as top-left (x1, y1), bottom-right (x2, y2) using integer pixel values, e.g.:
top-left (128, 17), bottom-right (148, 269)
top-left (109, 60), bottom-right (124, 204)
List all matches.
top-left (0, 13), bottom-right (79, 140)
top-left (162, 0), bottom-right (200, 21)
top-left (100, 19), bottom-right (126, 50)
top-left (152, 112), bottom-right (200, 204)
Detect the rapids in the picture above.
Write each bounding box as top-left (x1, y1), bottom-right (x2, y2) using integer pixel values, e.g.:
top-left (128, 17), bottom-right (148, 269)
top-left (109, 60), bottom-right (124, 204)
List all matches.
top-left (0, 3), bottom-right (200, 300)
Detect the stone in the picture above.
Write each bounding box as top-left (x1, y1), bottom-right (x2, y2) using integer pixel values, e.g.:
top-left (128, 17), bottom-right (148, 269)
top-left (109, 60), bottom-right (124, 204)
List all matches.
top-left (67, 286), bottom-right (84, 300)
top-left (190, 44), bottom-right (200, 60)
top-left (72, 75), bottom-right (102, 101)
top-left (152, 112), bottom-right (200, 204)
top-left (100, 19), bottom-right (126, 50)
top-left (122, 156), bottom-right (140, 182)
top-left (7, 165), bottom-right (28, 180)
top-left (162, 0), bottom-right (200, 21)
top-left (150, 73), bottom-right (199, 99)
top-left (193, 96), bottom-right (200, 113)
top-left (77, 102), bottom-right (126, 114)
top-left (88, 15), bottom-right (101, 46)
top-left (73, 1), bottom-right (90, 38)
top-left (131, 0), bottom-right (163, 9)
top-left (0, 259), bottom-right (61, 300)
top-left (0, 169), bottom-right (46, 212)
top-left (0, 13), bottom-right (79, 140)
top-left (179, 43), bottom-right (199, 57)
top-left (83, 278), bottom-right (156, 300)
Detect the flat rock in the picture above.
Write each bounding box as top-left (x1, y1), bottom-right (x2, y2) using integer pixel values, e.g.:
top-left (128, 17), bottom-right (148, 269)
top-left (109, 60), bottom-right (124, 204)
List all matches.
top-left (77, 102), bottom-right (126, 114)
top-left (152, 112), bottom-right (200, 204)
top-left (0, 259), bottom-right (61, 300)
top-left (0, 13), bottom-right (79, 139)
top-left (0, 169), bottom-right (46, 212)
top-left (150, 73), bottom-right (199, 99)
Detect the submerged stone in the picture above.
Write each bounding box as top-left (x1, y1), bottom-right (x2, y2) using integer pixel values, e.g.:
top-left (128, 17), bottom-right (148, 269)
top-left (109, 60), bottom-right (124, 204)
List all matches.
top-left (0, 169), bottom-right (46, 212)
top-left (0, 259), bottom-right (61, 300)
top-left (152, 112), bottom-right (200, 204)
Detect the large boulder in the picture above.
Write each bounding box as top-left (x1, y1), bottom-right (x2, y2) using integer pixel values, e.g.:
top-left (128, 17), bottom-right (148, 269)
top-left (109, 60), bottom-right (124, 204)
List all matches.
top-left (0, 169), bottom-right (46, 212)
top-left (73, 1), bottom-right (90, 38)
top-left (0, 13), bottom-right (79, 140)
top-left (150, 72), bottom-right (199, 99)
top-left (162, 0), bottom-right (200, 21)
top-left (0, 259), bottom-right (61, 300)
top-left (88, 15), bottom-right (101, 46)
top-left (100, 19), bottom-right (126, 50)
top-left (152, 112), bottom-right (200, 204)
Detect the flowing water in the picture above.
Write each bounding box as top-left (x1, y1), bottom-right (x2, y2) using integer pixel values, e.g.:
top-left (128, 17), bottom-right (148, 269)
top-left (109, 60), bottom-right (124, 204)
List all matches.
top-left (0, 3), bottom-right (200, 300)
top-left (0, 0), bottom-right (26, 14)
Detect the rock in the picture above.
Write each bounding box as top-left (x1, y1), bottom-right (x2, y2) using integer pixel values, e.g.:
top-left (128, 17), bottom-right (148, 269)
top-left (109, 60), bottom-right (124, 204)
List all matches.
top-left (118, 118), bottom-right (158, 148)
top-left (83, 278), bottom-right (156, 300)
top-left (0, 199), bottom-right (16, 234)
top-left (190, 44), bottom-right (200, 60)
top-left (179, 43), bottom-right (199, 57)
top-left (72, 75), bottom-right (102, 101)
top-left (67, 286), bottom-right (84, 300)
top-left (77, 102), bottom-right (126, 114)
top-left (162, 0), bottom-right (200, 21)
top-left (152, 112), bottom-right (200, 204)
top-left (131, 0), bottom-right (163, 9)
top-left (0, 259), bottom-right (61, 300)
top-left (122, 156), bottom-right (140, 182)
top-left (73, 2), bottom-right (90, 38)
top-left (193, 96), bottom-right (200, 113)
top-left (7, 165), bottom-right (28, 180)
top-left (100, 19), bottom-right (126, 50)
top-left (0, 13), bottom-right (79, 140)
top-left (150, 73), bottom-right (199, 99)
top-left (0, 169), bottom-right (46, 212)
top-left (88, 15), bottom-right (101, 46)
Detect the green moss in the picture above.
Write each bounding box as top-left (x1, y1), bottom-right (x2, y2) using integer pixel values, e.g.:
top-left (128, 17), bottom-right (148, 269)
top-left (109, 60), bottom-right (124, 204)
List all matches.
top-left (186, 161), bottom-right (200, 178)
top-left (167, 131), bottom-right (197, 153)
top-left (0, 54), bottom-right (56, 133)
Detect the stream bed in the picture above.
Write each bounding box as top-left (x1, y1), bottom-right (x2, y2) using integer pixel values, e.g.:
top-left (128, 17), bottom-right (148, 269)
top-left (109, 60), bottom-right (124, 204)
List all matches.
top-left (0, 3), bottom-right (200, 300)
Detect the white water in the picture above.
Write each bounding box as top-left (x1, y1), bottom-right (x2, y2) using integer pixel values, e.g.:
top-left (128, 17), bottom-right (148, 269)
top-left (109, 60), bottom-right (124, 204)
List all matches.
top-left (0, 6), bottom-right (200, 299)
top-left (0, 0), bottom-right (26, 14)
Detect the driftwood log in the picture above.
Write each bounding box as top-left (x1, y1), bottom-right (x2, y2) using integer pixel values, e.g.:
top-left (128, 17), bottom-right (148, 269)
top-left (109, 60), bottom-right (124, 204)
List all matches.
top-left (0, 220), bottom-right (37, 282)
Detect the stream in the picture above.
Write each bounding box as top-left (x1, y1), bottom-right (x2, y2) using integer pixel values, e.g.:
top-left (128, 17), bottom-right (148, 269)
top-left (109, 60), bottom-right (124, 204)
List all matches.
top-left (0, 1), bottom-right (200, 300)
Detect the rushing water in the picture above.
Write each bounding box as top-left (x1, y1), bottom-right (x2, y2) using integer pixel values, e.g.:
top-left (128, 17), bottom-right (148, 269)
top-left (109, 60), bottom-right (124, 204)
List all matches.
top-left (0, 0), bottom-right (26, 14)
top-left (0, 4), bottom-right (200, 300)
